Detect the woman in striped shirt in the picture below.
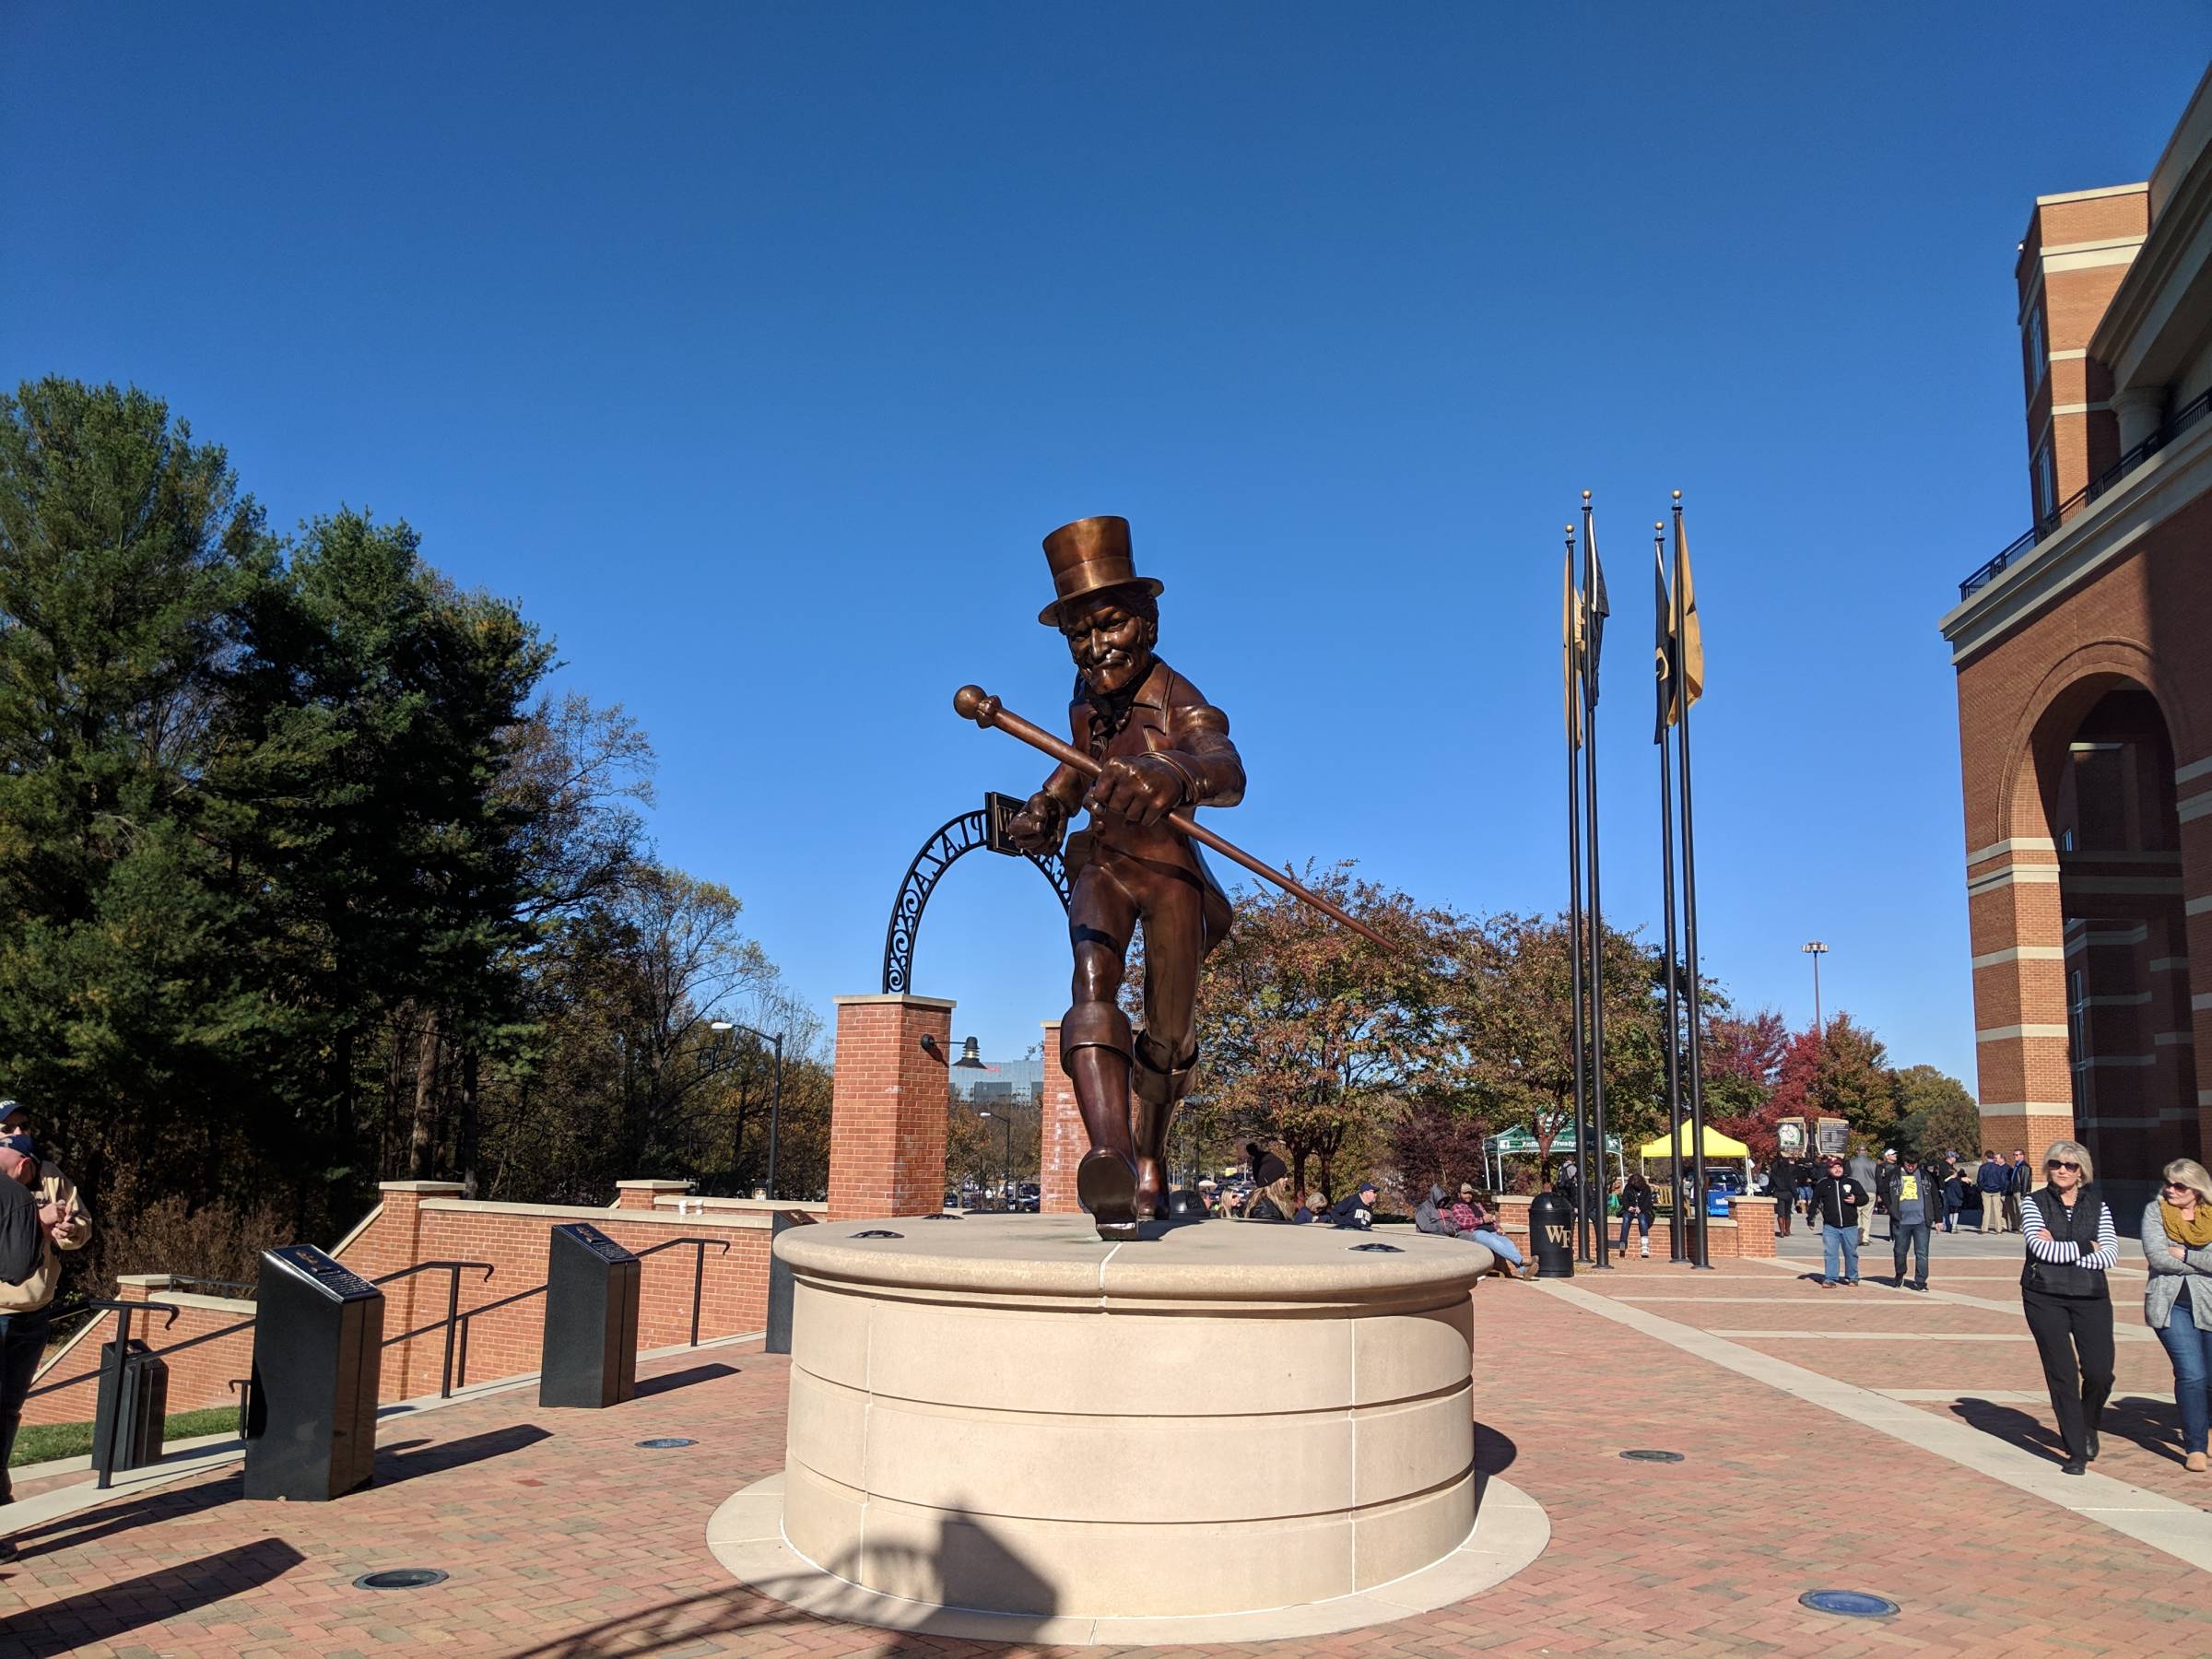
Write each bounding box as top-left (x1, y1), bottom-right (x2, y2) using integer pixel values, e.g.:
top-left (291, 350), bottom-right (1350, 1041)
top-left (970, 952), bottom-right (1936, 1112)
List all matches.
top-left (2020, 1139), bottom-right (2120, 1476)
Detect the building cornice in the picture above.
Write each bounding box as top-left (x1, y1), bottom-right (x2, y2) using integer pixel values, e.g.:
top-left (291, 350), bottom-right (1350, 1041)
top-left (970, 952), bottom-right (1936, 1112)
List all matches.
top-left (2095, 110), bottom-right (2212, 389)
top-left (1939, 412), bottom-right (2212, 663)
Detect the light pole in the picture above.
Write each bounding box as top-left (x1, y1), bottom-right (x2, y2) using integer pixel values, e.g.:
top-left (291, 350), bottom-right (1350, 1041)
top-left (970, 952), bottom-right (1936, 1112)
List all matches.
top-left (710, 1018), bottom-right (784, 1200)
top-left (1801, 941), bottom-right (1829, 1038)
top-left (978, 1108), bottom-right (1013, 1208)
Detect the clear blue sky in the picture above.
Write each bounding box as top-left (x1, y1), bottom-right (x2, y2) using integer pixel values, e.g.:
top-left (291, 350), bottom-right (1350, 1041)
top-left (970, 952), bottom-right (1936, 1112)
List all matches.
top-left (7, 6), bottom-right (2208, 1081)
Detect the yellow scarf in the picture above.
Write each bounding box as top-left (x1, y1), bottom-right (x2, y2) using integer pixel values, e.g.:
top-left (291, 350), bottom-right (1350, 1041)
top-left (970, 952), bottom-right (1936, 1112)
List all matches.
top-left (2160, 1199), bottom-right (2212, 1248)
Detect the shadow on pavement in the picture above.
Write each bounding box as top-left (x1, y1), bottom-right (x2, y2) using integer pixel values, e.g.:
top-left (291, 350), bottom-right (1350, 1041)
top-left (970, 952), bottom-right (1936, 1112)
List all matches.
top-left (0, 1538), bottom-right (305, 1655)
top-left (633, 1362), bottom-right (738, 1398)
top-left (1475, 1422), bottom-right (1519, 1477)
top-left (372, 1423), bottom-right (552, 1487)
top-left (507, 1507), bottom-right (1055, 1656)
top-left (1948, 1396), bottom-right (2067, 1462)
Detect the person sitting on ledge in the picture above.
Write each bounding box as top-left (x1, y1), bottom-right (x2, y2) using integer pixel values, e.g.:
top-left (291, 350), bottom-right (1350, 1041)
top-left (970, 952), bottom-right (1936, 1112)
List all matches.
top-left (1414, 1183), bottom-right (1451, 1235)
top-left (1331, 1181), bottom-right (1378, 1230)
top-left (1292, 1189), bottom-right (1327, 1224)
top-left (1451, 1185), bottom-right (1524, 1277)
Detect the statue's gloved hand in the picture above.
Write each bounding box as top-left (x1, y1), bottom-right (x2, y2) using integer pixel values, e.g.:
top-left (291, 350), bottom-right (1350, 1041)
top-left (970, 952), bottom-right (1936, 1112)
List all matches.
top-left (1084, 754), bottom-right (1186, 828)
top-left (1005, 791), bottom-right (1067, 855)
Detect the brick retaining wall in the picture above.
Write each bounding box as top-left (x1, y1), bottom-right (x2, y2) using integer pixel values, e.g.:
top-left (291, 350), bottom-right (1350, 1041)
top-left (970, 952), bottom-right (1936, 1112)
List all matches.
top-left (26, 1182), bottom-right (827, 1424)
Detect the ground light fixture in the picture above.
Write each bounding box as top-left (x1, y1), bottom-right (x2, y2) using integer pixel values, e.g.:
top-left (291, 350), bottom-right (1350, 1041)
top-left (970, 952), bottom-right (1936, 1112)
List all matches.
top-left (1799, 1590), bottom-right (1900, 1618)
top-left (353, 1569), bottom-right (449, 1590)
top-left (636, 1438), bottom-right (697, 1449)
top-left (1619, 1449), bottom-right (1685, 1463)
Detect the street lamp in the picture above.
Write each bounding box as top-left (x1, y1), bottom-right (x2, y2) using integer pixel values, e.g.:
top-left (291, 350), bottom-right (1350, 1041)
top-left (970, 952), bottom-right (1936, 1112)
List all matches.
top-left (1801, 941), bottom-right (1829, 1037)
top-left (710, 1018), bottom-right (784, 1200)
top-left (978, 1108), bottom-right (1013, 1208)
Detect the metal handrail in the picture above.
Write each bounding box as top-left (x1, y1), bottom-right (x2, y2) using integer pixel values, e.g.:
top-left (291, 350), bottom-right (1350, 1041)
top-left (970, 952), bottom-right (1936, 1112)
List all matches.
top-left (632, 1236), bottom-right (732, 1347)
top-left (1960, 386), bottom-right (2212, 598)
top-left (85, 1299), bottom-right (181, 1489)
top-left (376, 1260), bottom-right (495, 1400)
top-left (453, 1281), bottom-right (548, 1390)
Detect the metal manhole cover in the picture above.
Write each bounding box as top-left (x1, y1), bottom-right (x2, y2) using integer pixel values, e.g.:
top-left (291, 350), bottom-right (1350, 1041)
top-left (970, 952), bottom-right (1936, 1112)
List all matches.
top-left (1620, 1449), bottom-right (1685, 1463)
top-left (636, 1437), bottom-right (697, 1449)
top-left (853, 1229), bottom-right (903, 1239)
top-left (354, 1569), bottom-right (448, 1591)
top-left (1800, 1591), bottom-right (1899, 1618)
top-left (1349, 1241), bottom-right (1403, 1253)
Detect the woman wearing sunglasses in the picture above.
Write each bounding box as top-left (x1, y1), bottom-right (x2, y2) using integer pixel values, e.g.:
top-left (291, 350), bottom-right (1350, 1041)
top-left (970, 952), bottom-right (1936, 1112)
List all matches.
top-left (2141, 1158), bottom-right (2212, 1474)
top-left (2019, 1140), bottom-right (2119, 1476)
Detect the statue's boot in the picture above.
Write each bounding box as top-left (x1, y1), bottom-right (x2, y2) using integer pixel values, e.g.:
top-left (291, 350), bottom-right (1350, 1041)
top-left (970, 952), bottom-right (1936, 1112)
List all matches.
top-left (1064, 1003), bottom-right (1140, 1241)
top-left (1131, 1032), bottom-right (1197, 1220)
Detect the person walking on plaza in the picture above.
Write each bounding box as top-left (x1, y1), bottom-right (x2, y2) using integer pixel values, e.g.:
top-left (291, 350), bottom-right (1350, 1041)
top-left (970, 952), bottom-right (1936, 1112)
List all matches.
top-left (1792, 1157), bottom-right (1817, 1225)
top-left (1812, 1154), bottom-right (1869, 1287)
top-left (2006, 1148), bottom-right (2031, 1233)
top-left (2141, 1158), bottom-right (2212, 1474)
top-left (1890, 1151), bottom-right (1938, 1289)
top-left (1849, 1147), bottom-right (1879, 1245)
top-left (2021, 1140), bottom-right (2118, 1476)
top-left (1618, 1171), bottom-right (1655, 1258)
top-left (0, 1126), bottom-right (91, 1513)
top-left (1766, 1155), bottom-right (1794, 1237)
top-left (1875, 1148), bottom-right (1900, 1241)
top-left (1977, 1150), bottom-right (2011, 1233)
top-left (1941, 1153), bottom-right (1967, 1235)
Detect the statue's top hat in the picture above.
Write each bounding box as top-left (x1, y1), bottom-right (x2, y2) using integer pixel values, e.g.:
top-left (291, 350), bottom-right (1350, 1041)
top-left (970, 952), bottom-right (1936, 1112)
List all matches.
top-left (1037, 515), bottom-right (1164, 626)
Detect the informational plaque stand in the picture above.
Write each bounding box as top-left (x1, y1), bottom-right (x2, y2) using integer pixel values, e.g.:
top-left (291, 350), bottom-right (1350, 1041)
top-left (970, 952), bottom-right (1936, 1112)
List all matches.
top-left (539, 1222), bottom-right (641, 1408)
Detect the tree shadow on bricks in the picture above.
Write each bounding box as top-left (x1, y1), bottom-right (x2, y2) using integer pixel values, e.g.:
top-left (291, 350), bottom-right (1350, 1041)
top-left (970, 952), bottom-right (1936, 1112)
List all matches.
top-left (0, 1537), bottom-right (305, 1656)
top-left (632, 1362), bottom-right (738, 1398)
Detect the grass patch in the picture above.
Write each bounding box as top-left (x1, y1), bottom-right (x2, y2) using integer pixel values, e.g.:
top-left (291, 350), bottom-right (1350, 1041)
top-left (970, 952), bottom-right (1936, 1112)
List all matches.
top-left (10, 1405), bottom-right (239, 1468)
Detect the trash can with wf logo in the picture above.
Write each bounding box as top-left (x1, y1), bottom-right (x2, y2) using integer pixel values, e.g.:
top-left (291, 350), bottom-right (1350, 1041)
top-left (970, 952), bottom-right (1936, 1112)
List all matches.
top-left (1528, 1191), bottom-right (1574, 1278)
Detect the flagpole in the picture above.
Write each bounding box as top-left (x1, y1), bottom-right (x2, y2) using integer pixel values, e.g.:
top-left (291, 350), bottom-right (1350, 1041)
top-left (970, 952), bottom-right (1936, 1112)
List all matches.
top-left (1580, 491), bottom-right (1610, 1270)
top-left (1656, 522), bottom-right (1685, 1263)
top-left (1563, 525), bottom-right (1592, 1262)
top-left (1673, 491), bottom-right (1712, 1270)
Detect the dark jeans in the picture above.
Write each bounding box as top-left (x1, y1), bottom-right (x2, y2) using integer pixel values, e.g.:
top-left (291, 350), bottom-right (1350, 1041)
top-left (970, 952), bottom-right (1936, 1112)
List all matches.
top-left (2155, 1295), bottom-right (2212, 1456)
top-left (1891, 1220), bottom-right (1932, 1286)
top-left (0, 1307), bottom-right (51, 1499)
top-left (2022, 1288), bottom-right (2114, 1461)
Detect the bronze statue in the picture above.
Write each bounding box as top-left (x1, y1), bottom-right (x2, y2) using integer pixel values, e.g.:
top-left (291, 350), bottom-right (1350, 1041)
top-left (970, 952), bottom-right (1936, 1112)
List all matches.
top-left (994, 516), bottom-right (1241, 1239)
top-left (955, 516), bottom-right (1390, 1241)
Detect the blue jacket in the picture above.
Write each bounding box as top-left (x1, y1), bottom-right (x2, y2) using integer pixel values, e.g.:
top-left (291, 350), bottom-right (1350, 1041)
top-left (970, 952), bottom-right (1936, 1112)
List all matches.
top-left (1975, 1159), bottom-right (2009, 1194)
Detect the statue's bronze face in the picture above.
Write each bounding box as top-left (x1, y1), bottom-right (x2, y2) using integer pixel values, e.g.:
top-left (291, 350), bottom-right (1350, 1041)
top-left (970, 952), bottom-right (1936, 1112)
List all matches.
top-left (1061, 593), bottom-right (1157, 696)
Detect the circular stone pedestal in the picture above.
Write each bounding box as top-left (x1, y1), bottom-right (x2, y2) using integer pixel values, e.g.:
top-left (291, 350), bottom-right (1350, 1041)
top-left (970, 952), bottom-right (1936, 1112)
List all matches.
top-left (715, 1214), bottom-right (1544, 1639)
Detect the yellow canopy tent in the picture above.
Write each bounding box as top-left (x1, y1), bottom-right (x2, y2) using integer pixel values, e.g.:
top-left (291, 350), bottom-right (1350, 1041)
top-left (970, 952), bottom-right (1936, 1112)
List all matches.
top-left (1638, 1124), bottom-right (1757, 1201)
top-left (1639, 1124), bottom-right (1750, 1160)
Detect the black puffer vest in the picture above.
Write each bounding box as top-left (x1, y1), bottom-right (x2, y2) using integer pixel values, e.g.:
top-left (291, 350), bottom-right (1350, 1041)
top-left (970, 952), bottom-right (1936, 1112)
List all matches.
top-left (2022, 1184), bottom-right (2107, 1300)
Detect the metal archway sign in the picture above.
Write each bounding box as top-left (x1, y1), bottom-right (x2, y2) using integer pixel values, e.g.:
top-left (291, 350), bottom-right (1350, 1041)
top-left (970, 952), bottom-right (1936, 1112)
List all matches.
top-left (881, 794), bottom-right (1070, 994)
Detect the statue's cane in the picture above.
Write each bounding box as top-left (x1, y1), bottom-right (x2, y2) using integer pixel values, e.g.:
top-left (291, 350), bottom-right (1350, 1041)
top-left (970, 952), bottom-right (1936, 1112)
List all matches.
top-left (953, 686), bottom-right (1396, 952)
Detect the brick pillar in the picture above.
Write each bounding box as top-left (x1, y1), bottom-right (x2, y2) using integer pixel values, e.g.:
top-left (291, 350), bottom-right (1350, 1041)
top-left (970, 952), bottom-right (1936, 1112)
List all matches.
top-left (1965, 839), bottom-right (2076, 1158)
top-left (1039, 1020), bottom-right (1085, 1213)
top-left (615, 1179), bottom-right (692, 1211)
top-left (828, 993), bottom-right (954, 1220)
top-left (113, 1273), bottom-right (172, 1303)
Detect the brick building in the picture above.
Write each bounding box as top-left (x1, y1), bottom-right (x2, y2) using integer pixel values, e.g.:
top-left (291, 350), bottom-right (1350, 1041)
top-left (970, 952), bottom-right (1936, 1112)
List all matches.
top-left (1942, 67), bottom-right (2212, 1206)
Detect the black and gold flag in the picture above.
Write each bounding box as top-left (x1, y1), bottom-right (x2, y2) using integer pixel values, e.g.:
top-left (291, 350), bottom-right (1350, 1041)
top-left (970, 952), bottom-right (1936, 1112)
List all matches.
top-left (1562, 542), bottom-right (1583, 749)
top-left (1672, 500), bottom-right (1705, 717)
top-left (1653, 528), bottom-right (1673, 745)
top-left (1580, 495), bottom-right (1609, 704)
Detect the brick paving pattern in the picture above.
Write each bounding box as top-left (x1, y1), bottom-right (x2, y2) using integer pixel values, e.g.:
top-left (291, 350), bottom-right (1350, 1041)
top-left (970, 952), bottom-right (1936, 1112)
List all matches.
top-left (4, 1224), bottom-right (2209, 1655)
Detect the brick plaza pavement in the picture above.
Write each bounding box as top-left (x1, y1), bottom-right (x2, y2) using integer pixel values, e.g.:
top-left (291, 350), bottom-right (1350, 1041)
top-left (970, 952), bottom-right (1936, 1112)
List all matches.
top-left (2, 1228), bottom-right (2208, 1657)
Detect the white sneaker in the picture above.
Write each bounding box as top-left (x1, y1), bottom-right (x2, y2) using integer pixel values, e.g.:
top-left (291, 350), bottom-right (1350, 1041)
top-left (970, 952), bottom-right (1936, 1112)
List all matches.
top-left (1640, 1243), bottom-right (1650, 1257)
